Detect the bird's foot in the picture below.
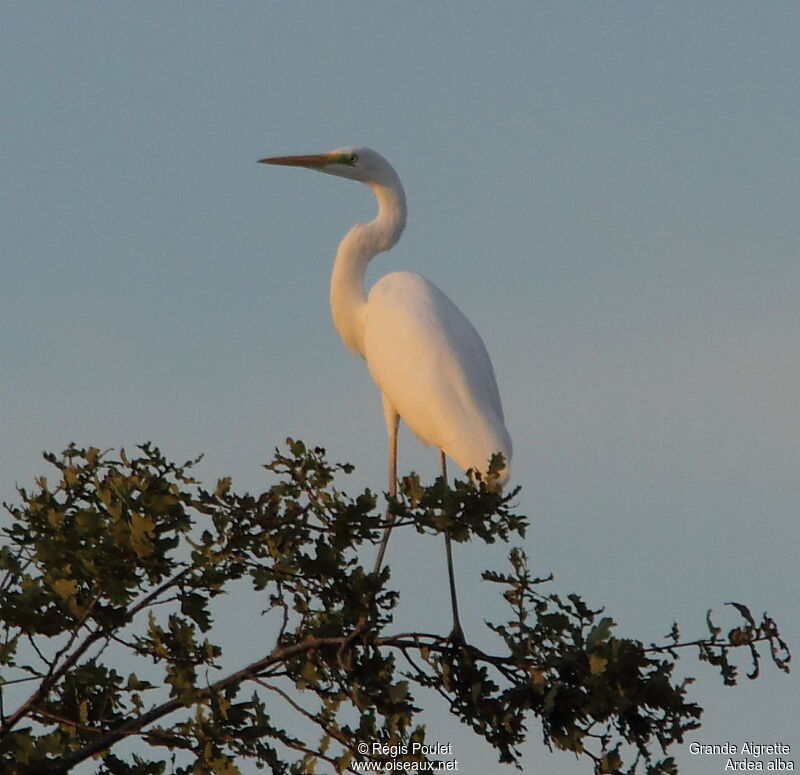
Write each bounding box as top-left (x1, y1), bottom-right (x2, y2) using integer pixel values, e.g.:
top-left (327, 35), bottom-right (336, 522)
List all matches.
top-left (447, 621), bottom-right (466, 648)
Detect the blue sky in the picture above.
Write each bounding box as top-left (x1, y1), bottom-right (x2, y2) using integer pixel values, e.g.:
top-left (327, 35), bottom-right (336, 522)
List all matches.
top-left (2, 3), bottom-right (798, 773)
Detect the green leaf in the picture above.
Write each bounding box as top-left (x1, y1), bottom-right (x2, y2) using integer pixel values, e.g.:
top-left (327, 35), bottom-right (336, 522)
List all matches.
top-left (129, 512), bottom-right (155, 557)
top-left (387, 681), bottom-right (409, 703)
top-left (50, 577), bottom-right (78, 600)
top-left (589, 653), bottom-right (608, 676)
top-left (587, 617), bottom-right (614, 650)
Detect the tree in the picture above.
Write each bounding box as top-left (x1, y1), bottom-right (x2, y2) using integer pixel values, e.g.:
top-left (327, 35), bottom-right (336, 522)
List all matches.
top-left (0, 442), bottom-right (790, 775)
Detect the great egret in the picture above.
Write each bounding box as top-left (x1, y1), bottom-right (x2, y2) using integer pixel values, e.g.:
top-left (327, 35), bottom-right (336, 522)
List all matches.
top-left (260, 146), bottom-right (512, 640)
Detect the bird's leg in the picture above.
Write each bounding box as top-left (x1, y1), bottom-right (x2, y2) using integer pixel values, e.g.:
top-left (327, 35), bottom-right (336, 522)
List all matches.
top-left (373, 402), bottom-right (399, 574)
top-left (337, 406), bottom-right (397, 672)
top-left (441, 451), bottom-right (465, 644)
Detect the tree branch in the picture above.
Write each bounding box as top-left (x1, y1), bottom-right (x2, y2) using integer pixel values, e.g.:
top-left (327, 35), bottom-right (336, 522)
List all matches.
top-left (0, 567), bottom-right (191, 738)
top-left (38, 631), bottom-right (509, 773)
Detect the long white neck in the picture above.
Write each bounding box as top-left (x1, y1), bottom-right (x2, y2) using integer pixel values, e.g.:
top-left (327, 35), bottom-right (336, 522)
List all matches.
top-left (330, 175), bottom-right (407, 356)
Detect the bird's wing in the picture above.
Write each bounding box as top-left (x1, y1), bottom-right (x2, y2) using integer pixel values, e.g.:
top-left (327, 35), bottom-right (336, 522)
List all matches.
top-left (363, 271), bottom-right (511, 477)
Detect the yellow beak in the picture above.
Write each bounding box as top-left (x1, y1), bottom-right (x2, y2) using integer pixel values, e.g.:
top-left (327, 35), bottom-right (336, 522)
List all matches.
top-left (258, 153), bottom-right (333, 169)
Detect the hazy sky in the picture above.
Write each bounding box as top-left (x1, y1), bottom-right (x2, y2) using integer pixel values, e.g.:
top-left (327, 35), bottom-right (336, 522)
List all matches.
top-left (3, 3), bottom-right (798, 773)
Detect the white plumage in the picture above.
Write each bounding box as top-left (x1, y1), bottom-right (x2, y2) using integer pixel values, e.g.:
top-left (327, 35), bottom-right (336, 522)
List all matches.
top-left (260, 146), bottom-right (512, 640)
top-left (365, 270), bottom-right (511, 481)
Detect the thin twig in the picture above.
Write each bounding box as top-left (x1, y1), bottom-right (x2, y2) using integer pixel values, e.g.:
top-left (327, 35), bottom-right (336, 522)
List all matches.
top-left (253, 677), bottom-right (356, 755)
top-left (48, 591), bottom-right (102, 679)
top-left (644, 632), bottom-right (774, 654)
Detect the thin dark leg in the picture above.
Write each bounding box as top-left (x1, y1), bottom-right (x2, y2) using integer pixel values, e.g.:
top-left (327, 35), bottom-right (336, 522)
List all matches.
top-left (441, 451), bottom-right (465, 643)
top-left (373, 413), bottom-right (399, 575)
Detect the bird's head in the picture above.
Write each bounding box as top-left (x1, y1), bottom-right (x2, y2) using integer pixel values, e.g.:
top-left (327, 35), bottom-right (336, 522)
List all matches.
top-left (259, 146), bottom-right (398, 187)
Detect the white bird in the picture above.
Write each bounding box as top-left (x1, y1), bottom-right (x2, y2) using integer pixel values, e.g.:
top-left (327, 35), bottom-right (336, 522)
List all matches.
top-left (260, 146), bottom-right (511, 640)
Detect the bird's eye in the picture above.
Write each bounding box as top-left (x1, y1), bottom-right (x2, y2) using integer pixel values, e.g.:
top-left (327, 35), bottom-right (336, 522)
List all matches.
top-left (349, 153), bottom-right (359, 165)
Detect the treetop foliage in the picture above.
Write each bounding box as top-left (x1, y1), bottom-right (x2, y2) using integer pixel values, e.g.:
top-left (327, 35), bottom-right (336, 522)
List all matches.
top-left (0, 441), bottom-right (790, 774)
